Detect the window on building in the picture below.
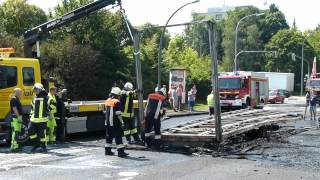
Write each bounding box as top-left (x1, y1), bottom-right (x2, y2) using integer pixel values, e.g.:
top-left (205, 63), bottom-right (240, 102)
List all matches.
top-left (215, 14), bottom-right (223, 20)
top-left (23, 67), bottom-right (35, 86)
top-left (0, 66), bottom-right (17, 89)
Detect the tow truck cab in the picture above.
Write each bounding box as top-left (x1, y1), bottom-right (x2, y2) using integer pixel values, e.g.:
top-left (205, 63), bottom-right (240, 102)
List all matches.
top-left (0, 49), bottom-right (41, 142)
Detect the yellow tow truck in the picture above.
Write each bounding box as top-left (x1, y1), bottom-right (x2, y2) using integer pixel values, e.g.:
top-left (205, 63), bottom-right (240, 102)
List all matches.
top-left (0, 0), bottom-right (146, 143)
top-left (0, 48), bottom-right (144, 143)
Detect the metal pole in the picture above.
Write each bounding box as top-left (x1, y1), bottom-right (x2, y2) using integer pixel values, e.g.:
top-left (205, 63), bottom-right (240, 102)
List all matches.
top-left (208, 21), bottom-right (222, 143)
top-left (157, 0), bottom-right (200, 87)
top-left (301, 41), bottom-right (305, 96)
top-left (234, 13), bottom-right (264, 72)
top-left (133, 32), bottom-right (145, 136)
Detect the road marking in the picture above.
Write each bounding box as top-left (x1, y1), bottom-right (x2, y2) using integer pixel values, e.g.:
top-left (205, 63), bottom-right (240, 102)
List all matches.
top-left (1, 162), bottom-right (120, 170)
top-left (0, 147), bottom-right (100, 166)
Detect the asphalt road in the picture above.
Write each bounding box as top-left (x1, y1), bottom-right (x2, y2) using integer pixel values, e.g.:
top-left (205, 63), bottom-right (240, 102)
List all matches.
top-left (1, 96), bottom-right (320, 180)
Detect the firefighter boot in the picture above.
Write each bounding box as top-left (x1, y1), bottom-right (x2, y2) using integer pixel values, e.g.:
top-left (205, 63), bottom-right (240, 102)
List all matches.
top-left (126, 135), bottom-right (132, 144)
top-left (105, 147), bottom-right (114, 156)
top-left (39, 142), bottom-right (47, 153)
top-left (117, 148), bottom-right (129, 158)
top-left (153, 139), bottom-right (162, 150)
top-left (31, 145), bottom-right (40, 152)
top-left (145, 137), bottom-right (152, 148)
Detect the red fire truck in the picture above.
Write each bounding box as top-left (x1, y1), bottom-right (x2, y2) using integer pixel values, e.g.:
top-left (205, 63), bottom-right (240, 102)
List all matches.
top-left (219, 71), bottom-right (269, 109)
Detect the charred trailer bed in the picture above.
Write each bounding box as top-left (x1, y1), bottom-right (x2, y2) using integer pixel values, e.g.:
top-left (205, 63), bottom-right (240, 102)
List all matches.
top-left (161, 109), bottom-right (301, 146)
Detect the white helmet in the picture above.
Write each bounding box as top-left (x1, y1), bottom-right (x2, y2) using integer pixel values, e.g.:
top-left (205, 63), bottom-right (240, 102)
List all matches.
top-left (124, 82), bottom-right (133, 90)
top-left (110, 87), bottom-right (121, 96)
top-left (33, 83), bottom-right (44, 90)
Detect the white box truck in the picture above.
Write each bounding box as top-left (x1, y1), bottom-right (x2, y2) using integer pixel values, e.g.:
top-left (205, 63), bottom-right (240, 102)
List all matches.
top-left (256, 72), bottom-right (294, 92)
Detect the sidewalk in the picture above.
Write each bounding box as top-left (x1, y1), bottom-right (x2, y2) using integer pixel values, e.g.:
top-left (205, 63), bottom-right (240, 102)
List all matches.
top-left (166, 110), bottom-right (208, 118)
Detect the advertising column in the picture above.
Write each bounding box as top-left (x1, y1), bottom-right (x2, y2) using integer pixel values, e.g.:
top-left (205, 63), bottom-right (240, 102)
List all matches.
top-left (169, 68), bottom-right (187, 103)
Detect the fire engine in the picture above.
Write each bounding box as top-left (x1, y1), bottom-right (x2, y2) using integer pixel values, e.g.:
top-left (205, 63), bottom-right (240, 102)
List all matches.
top-left (219, 71), bottom-right (269, 109)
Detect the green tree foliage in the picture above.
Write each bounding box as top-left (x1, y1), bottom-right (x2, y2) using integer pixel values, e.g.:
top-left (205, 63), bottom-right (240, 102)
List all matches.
top-left (39, 0), bottom-right (134, 99)
top-left (122, 23), bottom-right (170, 95)
top-left (163, 35), bottom-right (212, 99)
top-left (0, 35), bottom-right (23, 54)
top-left (265, 29), bottom-right (315, 89)
top-left (41, 37), bottom-right (103, 100)
top-left (0, 0), bottom-right (47, 36)
top-left (306, 29), bottom-right (320, 56)
top-left (221, 6), bottom-right (262, 71)
top-left (184, 13), bottom-right (224, 60)
top-left (259, 4), bottom-right (289, 44)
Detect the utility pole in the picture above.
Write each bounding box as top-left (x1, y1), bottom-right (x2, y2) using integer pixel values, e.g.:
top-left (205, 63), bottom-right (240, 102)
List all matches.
top-left (208, 21), bottom-right (222, 143)
top-left (133, 32), bottom-right (145, 136)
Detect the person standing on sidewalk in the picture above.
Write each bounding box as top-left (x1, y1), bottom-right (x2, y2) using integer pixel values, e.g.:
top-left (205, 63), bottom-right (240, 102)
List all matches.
top-left (188, 90), bottom-right (195, 112)
top-left (310, 94), bottom-right (317, 120)
top-left (177, 84), bottom-right (183, 111)
top-left (207, 90), bottom-right (214, 116)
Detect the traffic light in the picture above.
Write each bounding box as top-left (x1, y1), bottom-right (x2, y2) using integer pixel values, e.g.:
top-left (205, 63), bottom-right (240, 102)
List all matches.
top-left (291, 53), bottom-right (296, 61)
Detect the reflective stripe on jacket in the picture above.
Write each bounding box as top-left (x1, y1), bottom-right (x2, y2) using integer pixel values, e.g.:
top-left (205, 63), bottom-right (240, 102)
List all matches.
top-left (120, 91), bottom-right (135, 118)
top-left (48, 93), bottom-right (57, 114)
top-left (30, 92), bottom-right (49, 123)
top-left (105, 98), bottom-right (122, 127)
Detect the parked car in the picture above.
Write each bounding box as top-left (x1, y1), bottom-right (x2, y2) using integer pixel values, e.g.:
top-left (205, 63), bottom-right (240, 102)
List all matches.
top-left (279, 89), bottom-right (290, 98)
top-left (268, 90), bottom-right (285, 104)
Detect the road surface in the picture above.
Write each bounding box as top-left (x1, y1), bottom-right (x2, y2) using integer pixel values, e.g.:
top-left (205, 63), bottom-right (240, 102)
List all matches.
top-left (0, 96), bottom-right (320, 180)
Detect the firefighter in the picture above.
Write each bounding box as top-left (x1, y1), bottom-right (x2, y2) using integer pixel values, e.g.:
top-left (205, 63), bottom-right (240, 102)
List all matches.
top-left (144, 89), bottom-right (167, 149)
top-left (120, 82), bottom-right (141, 144)
top-left (10, 88), bottom-right (23, 152)
top-left (105, 87), bottom-right (128, 157)
top-left (47, 86), bottom-right (57, 144)
top-left (28, 83), bottom-right (50, 153)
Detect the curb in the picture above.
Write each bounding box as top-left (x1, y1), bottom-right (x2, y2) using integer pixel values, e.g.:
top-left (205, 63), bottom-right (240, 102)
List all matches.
top-left (164, 111), bottom-right (208, 120)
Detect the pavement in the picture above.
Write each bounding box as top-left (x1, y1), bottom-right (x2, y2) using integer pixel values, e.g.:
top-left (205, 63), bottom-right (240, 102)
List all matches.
top-left (1, 96), bottom-right (320, 180)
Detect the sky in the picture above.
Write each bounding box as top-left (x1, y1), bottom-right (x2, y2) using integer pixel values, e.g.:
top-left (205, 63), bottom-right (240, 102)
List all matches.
top-left (2, 0), bottom-right (320, 34)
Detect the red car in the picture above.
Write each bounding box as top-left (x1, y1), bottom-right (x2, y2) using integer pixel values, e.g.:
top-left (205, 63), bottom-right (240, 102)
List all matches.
top-left (268, 90), bottom-right (285, 104)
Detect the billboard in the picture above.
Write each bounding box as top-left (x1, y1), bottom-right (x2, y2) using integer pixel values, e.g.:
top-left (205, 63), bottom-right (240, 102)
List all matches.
top-left (169, 68), bottom-right (187, 103)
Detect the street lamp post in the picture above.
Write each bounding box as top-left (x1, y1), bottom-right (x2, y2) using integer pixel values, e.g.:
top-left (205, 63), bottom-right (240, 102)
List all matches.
top-left (301, 39), bottom-right (306, 96)
top-left (234, 13), bottom-right (264, 72)
top-left (157, 0), bottom-right (200, 87)
top-left (292, 53), bottom-right (311, 78)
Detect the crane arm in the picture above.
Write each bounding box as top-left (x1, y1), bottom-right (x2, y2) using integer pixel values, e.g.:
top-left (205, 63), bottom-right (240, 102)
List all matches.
top-left (24, 0), bottom-right (120, 58)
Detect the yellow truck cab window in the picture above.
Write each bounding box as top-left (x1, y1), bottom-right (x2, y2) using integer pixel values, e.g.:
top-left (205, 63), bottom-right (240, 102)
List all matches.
top-left (0, 65), bottom-right (17, 89)
top-left (23, 67), bottom-right (35, 86)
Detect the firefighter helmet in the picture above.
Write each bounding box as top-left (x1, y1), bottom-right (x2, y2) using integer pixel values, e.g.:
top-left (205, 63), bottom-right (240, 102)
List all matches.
top-left (111, 87), bottom-right (121, 96)
top-left (124, 82), bottom-right (133, 90)
top-left (33, 83), bottom-right (44, 90)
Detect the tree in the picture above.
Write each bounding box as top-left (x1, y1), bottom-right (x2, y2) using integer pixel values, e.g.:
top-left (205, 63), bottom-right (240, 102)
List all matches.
top-left (306, 29), bottom-right (320, 56)
top-left (184, 13), bottom-right (224, 60)
top-left (122, 23), bottom-right (171, 95)
top-left (0, 0), bottom-right (47, 36)
top-left (265, 29), bottom-right (315, 90)
top-left (259, 4), bottom-right (289, 44)
top-left (41, 37), bottom-right (104, 100)
top-left (221, 6), bottom-right (262, 71)
top-left (40, 0), bottom-right (134, 99)
top-left (163, 35), bottom-right (212, 99)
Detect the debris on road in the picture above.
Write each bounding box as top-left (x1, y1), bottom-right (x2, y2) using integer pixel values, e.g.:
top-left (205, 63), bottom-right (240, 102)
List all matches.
top-left (162, 109), bottom-right (301, 146)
